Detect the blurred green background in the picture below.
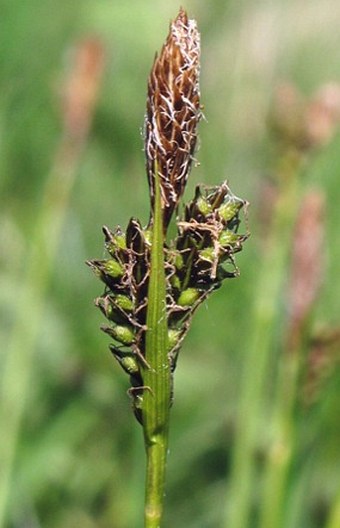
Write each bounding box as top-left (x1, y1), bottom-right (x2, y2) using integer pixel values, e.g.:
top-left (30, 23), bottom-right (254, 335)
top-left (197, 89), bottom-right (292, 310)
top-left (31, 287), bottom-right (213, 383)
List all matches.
top-left (1, 1), bottom-right (340, 527)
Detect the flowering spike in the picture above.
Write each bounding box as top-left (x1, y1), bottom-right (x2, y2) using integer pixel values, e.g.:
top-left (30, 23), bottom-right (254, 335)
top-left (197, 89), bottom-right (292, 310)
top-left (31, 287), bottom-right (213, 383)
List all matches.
top-left (88, 12), bottom-right (249, 523)
top-left (145, 8), bottom-right (201, 230)
top-left (88, 8), bottom-right (248, 423)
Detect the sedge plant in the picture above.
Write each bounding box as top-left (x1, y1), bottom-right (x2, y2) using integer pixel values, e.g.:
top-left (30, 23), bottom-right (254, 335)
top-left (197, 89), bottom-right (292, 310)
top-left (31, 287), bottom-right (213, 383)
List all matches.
top-left (87, 9), bottom-right (248, 527)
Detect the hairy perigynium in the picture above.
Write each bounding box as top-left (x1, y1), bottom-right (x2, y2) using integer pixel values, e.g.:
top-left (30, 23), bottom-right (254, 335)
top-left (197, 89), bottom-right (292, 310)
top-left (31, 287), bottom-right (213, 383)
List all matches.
top-left (87, 183), bottom-right (247, 422)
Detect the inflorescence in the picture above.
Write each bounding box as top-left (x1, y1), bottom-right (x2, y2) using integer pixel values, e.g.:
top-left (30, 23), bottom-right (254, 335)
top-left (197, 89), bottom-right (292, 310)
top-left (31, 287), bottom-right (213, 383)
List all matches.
top-left (87, 9), bottom-right (248, 423)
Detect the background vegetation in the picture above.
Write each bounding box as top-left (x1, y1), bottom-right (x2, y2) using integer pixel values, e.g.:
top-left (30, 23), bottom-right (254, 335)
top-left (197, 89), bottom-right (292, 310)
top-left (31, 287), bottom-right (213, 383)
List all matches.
top-left (1, 1), bottom-right (340, 527)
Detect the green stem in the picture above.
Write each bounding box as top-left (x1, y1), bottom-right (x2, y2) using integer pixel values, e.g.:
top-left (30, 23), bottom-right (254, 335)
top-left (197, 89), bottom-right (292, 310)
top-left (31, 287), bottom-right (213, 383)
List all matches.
top-left (143, 164), bottom-right (171, 528)
top-left (227, 170), bottom-right (301, 528)
top-left (0, 142), bottom-right (81, 527)
top-left (259, 352), bottom-right (300, 528)
top-left (325, 487), bottom-right (340, 528)
top-left (144, 438), bottom-right (169, 527)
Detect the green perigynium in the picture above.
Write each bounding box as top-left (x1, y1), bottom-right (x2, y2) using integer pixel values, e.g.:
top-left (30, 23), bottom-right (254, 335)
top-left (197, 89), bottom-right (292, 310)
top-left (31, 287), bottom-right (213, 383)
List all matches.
top-left (87, 183), bottom-right (248, 420)
top-left (87, 9), bottom-right (248, 424)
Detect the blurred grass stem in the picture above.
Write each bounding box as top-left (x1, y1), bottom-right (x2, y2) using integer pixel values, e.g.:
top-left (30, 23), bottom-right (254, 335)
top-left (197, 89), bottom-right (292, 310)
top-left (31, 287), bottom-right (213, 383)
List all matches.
top-left (0, 41), bottom-right (103, 526)
top-left (0, 149), bottom-right (80, 526)
top-left (227, 162), bottom-right (301, 528)
top-left (326, 487), bottom-right (340, 528)
top-left (260, 189), bottom-right (325, 528)
top-left (259, 352), bottom-right (300, 528)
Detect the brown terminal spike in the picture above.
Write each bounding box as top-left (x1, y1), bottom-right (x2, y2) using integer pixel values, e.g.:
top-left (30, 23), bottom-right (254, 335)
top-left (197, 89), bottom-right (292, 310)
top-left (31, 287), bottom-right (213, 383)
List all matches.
top-left (145, 8), bottom-right (201, 230)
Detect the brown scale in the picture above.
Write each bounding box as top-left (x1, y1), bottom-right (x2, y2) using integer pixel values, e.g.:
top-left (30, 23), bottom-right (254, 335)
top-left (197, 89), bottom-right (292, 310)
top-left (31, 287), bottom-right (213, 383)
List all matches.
top-left (145, 9), bottom-right (201, 230)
